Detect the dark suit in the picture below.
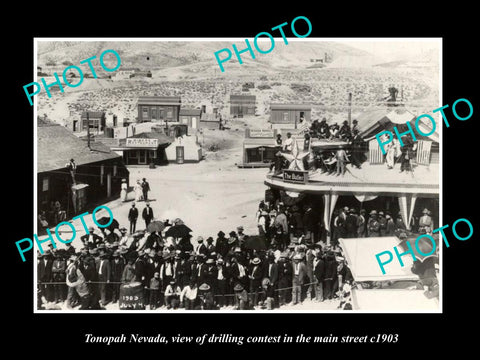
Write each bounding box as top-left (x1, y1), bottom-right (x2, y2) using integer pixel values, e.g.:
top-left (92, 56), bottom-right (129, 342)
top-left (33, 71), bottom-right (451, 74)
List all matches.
top-left (80, 233), bottom-right (103, 249)
top-left (128, 207), bottom-right (139, 233)
top-left (278, 261), bottom-right (292, 305)
top-left (97, 257), bottom-right (111, 305)
top-left (142, 206), bottom-right (154, 227)
top-left (292, 261), bottom-right (307, 304)
top-left (111, 257), bottom-right (125, 302)
top-left (313, 257), bottom-right (325, 301)
top-left (38, 257), bottom-right (54, 303)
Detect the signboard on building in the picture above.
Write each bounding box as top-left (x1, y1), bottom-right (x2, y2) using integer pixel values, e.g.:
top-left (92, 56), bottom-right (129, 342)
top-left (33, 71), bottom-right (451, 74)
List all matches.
top-left (249, 129), bottom-right (275, 138)
top-left (283, 170), bottom-right (309, 184)
top-left (126, 138), bottom-right (158, 147)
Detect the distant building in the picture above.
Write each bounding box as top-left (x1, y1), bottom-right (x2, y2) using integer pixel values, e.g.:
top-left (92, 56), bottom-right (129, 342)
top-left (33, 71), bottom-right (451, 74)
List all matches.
top-left (137, 96), bottom-right (181, 123)
top-left (131, 70), bottom-right (152, 78)
top-left (37, 123), bottom-right (129, 228)
top-left (165, 134), bottom-right (202, 164)
top-left (179, 108), bottom-right (202, 129)
top-left (199, 113), bottom-right (222, 130)
top-left (109, 131), bottom-right (173, 166)
top-left (81, 111), bottom-right (106, 133)
top-left (269, 103), bottom-right (311, 130)
top-left (230, 95), bottom-right (256, 117)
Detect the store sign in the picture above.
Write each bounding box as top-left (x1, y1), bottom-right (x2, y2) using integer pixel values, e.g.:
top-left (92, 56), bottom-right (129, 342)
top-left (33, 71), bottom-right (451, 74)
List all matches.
top-left (249, 129), bottom-right (275, 138)
top-left (283, 169), bottom-right (308, 184)
top-left (126, 138), bottom-right (158, 147)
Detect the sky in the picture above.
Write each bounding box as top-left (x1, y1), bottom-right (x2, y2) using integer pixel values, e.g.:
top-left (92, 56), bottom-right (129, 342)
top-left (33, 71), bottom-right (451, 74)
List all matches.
top-left (342, 39), bottom-right (441, 63)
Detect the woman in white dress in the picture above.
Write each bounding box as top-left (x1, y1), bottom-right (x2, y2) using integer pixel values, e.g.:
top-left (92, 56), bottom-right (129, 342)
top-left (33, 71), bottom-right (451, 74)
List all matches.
top-left (134, 179), bottom-right (143, 202)
top-left (120, 179), bottom-right (128, 202)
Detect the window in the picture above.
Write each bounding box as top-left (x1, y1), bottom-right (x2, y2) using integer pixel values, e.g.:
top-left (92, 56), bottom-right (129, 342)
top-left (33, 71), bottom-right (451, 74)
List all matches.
top-left (166, 107), bottom-right (173, 119)
top-left (151, 108), bottom-right (157, 120)
top-left (283, 112), bottom-right (289, 122)
top-left (142, 107), bottom-right (149, 120)
top-left (159, 109), bottom-right (164, 119)
top-left (42, 177), bottom-right (49, 192)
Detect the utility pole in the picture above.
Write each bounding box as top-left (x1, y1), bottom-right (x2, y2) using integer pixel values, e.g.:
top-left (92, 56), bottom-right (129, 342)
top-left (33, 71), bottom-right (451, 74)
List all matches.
top-left (87, 111), bottom-right (91, 150)
top-left (348, 92), bottom-right (352, 127)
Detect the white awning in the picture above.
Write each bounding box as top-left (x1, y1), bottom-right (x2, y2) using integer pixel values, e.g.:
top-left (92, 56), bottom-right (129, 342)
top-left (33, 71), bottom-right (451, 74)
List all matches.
top-left (339, 236), bottom-right (418, 282)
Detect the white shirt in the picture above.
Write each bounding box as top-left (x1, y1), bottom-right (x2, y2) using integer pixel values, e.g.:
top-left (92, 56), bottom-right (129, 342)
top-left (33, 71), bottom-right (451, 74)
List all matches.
top-left (284, 137), bottom-right (293, 151)
top-left (217, 267), bottom-right (224, 280)
top-left (294, 263), bottom-right (300, 276)
top-left (180, 286), bottom-right (197, 301)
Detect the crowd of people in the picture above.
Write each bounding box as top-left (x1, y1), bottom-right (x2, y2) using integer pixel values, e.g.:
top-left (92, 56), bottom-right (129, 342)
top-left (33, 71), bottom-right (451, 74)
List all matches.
top-left (269, 118), bottom-right (366, 177)
top-left (37, 201), bottom-right (363, 311)
top-left (37, 190), bottom-right (436, 312)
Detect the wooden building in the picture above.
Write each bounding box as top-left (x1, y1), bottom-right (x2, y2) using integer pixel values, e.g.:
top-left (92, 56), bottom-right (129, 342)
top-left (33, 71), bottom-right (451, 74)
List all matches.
top-left (81, 111), bottom-right (106, 133)
top-left (137, 96), bottom-right (181, 123)
top-left (37, 122), bottom-right (129, 231)
top-left (109, 132), bottom-right (173, 166)
top-left (230, 95), bottom-right (256, 117)
top-left (239, 128), bottom-right (282, 168)
top-left (179, 108), bottom-right (202, 129)
top-left (269, 104), bottom-right (311, 130)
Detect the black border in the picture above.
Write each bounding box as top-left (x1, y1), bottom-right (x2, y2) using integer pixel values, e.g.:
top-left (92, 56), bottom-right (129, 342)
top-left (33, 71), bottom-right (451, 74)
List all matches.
top-left (9, 6), bottom-right (478, 354)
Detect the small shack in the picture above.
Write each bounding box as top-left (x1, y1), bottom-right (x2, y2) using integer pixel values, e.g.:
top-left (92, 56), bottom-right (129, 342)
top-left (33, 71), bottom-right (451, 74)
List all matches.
top-left (230, 95), bottom-right (256, 117)
top-left (81, 111), bottom-right (106, 134)
top-left (239, 128), bottom-right (281, 168)
top-left (269, 104), bottom-right (311, 130)
top-left (165, 134), bottom-right (203, 164)
top-left (179, 108), bottom-right (203, 129)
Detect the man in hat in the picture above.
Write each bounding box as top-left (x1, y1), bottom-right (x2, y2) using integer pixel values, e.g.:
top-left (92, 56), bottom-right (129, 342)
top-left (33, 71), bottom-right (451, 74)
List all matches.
top-left (367, 210), bottom-right (380, 237)
top-left (121, 252), bottom-right (136, 284)
top-left (277, 254), bottom-right (292, 306)
top-left (216, 231), bottom-right (228, 258)
top-left (274, 207), bottom-right (289, 247)
top-left (257, 210), bottom-right (269, 239)
top-left (335, 145), bottom-right (348, 177)
top-left (128, 203), bottom-right (139, 234)
top-left (118, 227), bottom-right (129, 247)
top-left (283, 132), bottom-right (293, 153)
top-left (350, 129), bottom-right (364, 169)
top-left (195, 236), bottom-right (208, 256)
top-left (198, 283), bottom-right (215, 310)
top-left (180, 280), bottom-right (198, 310)
top-left (65, 254), bottom-right (81, 309)
top-left (233, 283), bottom-right (249, 310)
top-left (237, 226), bottom-right (247, 247)
top-left (357, 209), bottom-right (367, 237)
top-left (419, 208), bottom-right (434, 235)
top-left (80, 255), bottom-right (101, 309)
top-left (160, 254), bottom-right (175, 292)
top-left (204, 258), bottom-right (218, 288)
top-left (313, 250), bottom-right (325, 302)
top-left (262, 278), bottom-right (276, 310)
top-left (333, 207), bottom-right (347, 245)
top-left (230, 256), bottom-right (248, 290)
top-left (291, 254), bottom-right (306, 305)
top-left (385, 212), bottom-right (396, 236)
top-left (65, 242), bottom-right (76, 257)
top-left (378, 211), bottom-right (387, 236)
top-left (339, 120), bottom-right (352, 141)
top-left (52, 250), bottom-right (67, 303)
top-left (164, 280), bottom-right (181, 309)
top-left (141, 178), bottom-right (150, 202)
top-left (248, 257), bottom-right (263, 307)
top-left (97, 248), bottom-right (112, 306)
top-left (38, 249), bottom-right (54, 307)
top-left (329, 122), bottom-right (339, 139)
top-left (205, 237), bottom-right (216, 256)
top-left (142, 202), bottom-right (154, 228)
top-left (110, 250), bottom-right (125, 303)
top-left (215, 258), bottom-right (229, 307)
top-left (323, 251), bottom-right (338, 301)
top-left (66, 256), bottom-right (91, 310)
top-left (318, 118), bottom-right (330, 139)
top-left (149, 272), bottom-right (161, 309)
top-left (345, 208), bottom-right (358, 238)
top-left (81, 227), bottom-right (103, 250)
top-left (334, 257), bottom-right (353, 294)
top-left (175, 253), bottom-right (191, 290)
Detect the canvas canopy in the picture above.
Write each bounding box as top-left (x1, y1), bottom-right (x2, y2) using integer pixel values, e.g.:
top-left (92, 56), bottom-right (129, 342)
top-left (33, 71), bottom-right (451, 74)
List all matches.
top-left (339, 236), bottom-right (419, 282)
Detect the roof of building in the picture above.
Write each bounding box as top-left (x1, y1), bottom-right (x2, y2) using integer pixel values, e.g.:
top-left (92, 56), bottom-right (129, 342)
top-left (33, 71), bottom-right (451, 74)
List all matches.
top-left (81, 111), bottom-right (105, 119)
top-left (270, 104), bottom-right (312, 111)
top-left (179, 108), bottom-right (202, 116)
top-left (230, 95), bottom-right (256, 102)
top-left (137, 96), bottom-right (181, 106)
top-left (37, 124), bottom-right (121, 173)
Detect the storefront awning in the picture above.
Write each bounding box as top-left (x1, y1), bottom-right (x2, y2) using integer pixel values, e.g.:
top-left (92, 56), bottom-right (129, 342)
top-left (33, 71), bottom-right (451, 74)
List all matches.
top-left (339, 236), bottom-right (419, 282)
top-left (244, 139), bottom-right (278, 149)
